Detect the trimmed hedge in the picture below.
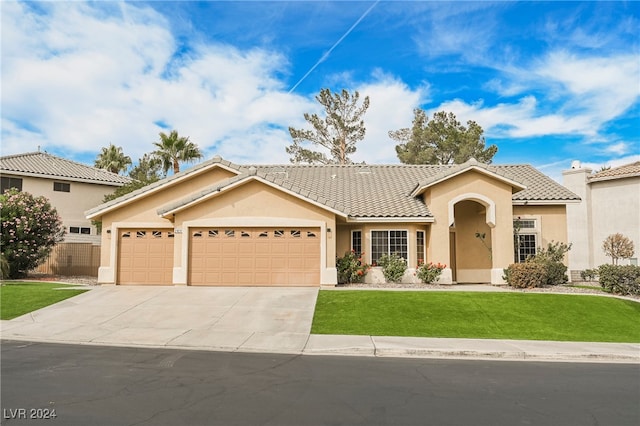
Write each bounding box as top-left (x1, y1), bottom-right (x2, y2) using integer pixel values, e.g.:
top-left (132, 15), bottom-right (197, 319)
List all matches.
top-left (503, 263), bottom-right (547, 288)
top-left (598, 264), bottom-right (640, 296)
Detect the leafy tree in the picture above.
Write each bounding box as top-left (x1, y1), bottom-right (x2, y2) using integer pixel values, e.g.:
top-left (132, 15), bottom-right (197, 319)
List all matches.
top-left (390, 109), bottom-right (498, 165)
top-left (286, 88), bottom-right (370, 164)
top-left (103, 154), bottom-right (163, 203)
top-left (94, 144), bottom-right (132, 174)
top-left (602, 233), bottom-right (635, 265)
top-left (152, 130), bottom-right (203, 175)
top-left (0, 189), bottom-right (64, 278)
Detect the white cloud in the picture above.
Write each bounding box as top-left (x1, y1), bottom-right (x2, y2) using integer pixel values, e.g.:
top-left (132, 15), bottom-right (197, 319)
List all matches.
top-left (431, 51), bottom-right (640, 145)
top-left (0, 1), bottom-right (316, 164)
top-left (353, 71), bottom-right (429, 164)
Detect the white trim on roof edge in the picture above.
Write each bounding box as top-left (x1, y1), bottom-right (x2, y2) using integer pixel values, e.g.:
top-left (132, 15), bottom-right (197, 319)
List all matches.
top-left (86, 162), bottom-right (240, 219)
top-left (411, 165), bottom-right (526, 197)
top-left (512, 199), bottom-right (581, 205)
top-left (158, 175), bottom-right (348, 219)
top-left (345, 217), bottom-right (434, 223)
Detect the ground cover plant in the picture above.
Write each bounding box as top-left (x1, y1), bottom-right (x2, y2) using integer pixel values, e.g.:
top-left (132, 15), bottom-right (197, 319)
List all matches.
top-left (0, 282), bottom-right (88, 320)
top-left (311, 291), bottom-right (640, 343)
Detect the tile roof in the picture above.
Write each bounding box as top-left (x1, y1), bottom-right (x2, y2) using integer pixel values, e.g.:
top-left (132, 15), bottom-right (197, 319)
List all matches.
top-left (589, 161), bottom-right (640, 182)
top-left (0, 151), bottom-right (131, 186)
top-left (88, 156), bottom-right (581, 219)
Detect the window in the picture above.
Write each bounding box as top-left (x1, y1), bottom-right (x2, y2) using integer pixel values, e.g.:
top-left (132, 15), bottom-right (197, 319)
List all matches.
top-left (416, 231), bottom-right (425, 265)
top-left (53, 182), bottom-right (70, 192)
top-left (258, 231), bottom-right (269, 238)
top-left (1, 177), bottom-right (23, 193)
top-left (240, 231), bottom-right (251, 238)
top-left (516, 234), bottom-right (537, 262)
top-left (225, 230), bottom-right (235, 237)
top-left (516, 218), bottom-right (536, 229)
top-left (371, 230), bottom-right (408, 264)
top-left (274, 230), bottom-right (285, 238)
top-left (351, 230), bottom-right (362, 256)
top-left (208, 230), bottom-right (218, 237)
top-left (307, 231), bottom-right (317, 238)
top-left (136, 231), bottom-right (146, 238)
top-left (514, 218), bottom-right (539, 263)
top-left (69, 226), bottom-right (91, 235)
top-left (152, 231), bottom-right (162, 238)
top-left (290, 230), bottom-right (301, 238)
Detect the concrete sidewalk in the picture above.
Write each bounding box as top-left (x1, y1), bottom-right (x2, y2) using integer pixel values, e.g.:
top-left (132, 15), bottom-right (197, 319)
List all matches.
top-left (1, 285), bottom-right (639, 363)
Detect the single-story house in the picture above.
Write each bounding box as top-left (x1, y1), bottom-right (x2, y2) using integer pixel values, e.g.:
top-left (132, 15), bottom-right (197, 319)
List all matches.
top-left (85, 156), bottom-right (580, 286)
top-left (563, 160), bottom-right (639, 279)
top-left (1, 151), bottom-right (131, 275)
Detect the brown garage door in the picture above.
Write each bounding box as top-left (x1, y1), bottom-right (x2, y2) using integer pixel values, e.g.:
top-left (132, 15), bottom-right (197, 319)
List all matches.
top-left (189, 227), bottom-right (320, 286)
top-left (118, 229), bottom-right (174, 285)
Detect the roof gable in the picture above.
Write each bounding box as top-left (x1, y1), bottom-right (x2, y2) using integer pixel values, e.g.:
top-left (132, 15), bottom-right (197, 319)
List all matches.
top-left (85, 156), bottom-right (241, 219)
top-left (410, 158), bottom-right (527, 197)
top-left (0, 151), bottom-right (131, 186)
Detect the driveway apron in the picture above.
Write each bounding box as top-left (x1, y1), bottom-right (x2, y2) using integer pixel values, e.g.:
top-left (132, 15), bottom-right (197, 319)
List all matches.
top-left (0, 286), bottom-right (319, 354)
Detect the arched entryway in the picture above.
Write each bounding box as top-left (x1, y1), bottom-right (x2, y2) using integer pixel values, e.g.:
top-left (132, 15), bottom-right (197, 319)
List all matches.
top-left (449, 195), bottom-right (495, 283)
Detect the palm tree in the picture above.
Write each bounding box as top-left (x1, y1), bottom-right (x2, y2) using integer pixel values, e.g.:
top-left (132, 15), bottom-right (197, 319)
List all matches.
top-left (94, 144), bottom-right (132, 174)
top-left (152, 130), bottom-right (203, 175)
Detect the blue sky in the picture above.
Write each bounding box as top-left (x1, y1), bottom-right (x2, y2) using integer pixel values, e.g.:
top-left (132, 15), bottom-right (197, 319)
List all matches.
top-left (2, 1), bottom-right (639, 181)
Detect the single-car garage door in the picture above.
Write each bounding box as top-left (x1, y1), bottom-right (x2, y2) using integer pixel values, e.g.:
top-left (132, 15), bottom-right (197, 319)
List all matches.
top-left (189, 227), bottom-right (320, 286)
top-left (118, 229), bottom-right (174, 285)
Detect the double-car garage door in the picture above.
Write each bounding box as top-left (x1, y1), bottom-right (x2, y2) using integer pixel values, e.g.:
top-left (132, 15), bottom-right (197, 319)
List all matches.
top-left (117, 227), bottom-right (320, 286)
top-left (189, 227), bottom-right (320, 286)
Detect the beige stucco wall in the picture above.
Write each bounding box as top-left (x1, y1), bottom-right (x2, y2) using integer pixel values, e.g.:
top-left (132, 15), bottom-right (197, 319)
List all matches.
top-left (173, 180), bottom-right (337, 284)
top-left (336, 222), bottom-right (431, 267)
top-left (513, 205), bottom-right (568, 254)
top-left (95, 167), bottom-right (339, 285)
top-left (425, 170), bottom-right (515, 284)
top-left (590, 178), bottom-right (639, 266)
top-left (563, 166), bottom-right (639, 274)
top-left (9, 174), bottom-right (118, 244)
top-left (96, 166), bottom-right (237, 282)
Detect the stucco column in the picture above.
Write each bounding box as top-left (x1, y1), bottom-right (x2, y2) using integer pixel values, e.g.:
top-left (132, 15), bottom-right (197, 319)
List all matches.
top-left (430, 220), bottom-right (453, 284)
top-left (490, 204), bottom-right (513, 285)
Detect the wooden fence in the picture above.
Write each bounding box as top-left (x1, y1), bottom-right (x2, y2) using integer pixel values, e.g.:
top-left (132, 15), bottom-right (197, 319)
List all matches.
top-left (32, 243), bottom-right (101, 277)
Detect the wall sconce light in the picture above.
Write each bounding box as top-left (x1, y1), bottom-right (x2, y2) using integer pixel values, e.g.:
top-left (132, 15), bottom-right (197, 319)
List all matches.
top-left (106, 229), bottom-right (111, 234)
top-left (327, 227), bottom-right (332, 239)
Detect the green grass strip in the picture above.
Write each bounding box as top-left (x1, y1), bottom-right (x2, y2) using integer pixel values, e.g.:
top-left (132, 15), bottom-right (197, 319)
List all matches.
top-left (311, 291), bottom-right (640, 343)
top-left (0, 282), bottom-right (88, 320)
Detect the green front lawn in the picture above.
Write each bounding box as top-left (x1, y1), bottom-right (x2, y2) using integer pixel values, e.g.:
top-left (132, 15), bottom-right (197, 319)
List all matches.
top-left (0, 282), bottom-right (88, 320)
top-left (311, 291), bottom-right (640, 343)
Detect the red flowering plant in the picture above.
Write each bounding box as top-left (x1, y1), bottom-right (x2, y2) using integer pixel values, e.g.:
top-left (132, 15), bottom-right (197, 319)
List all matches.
top-left (416, 261), bottom-right (446, 284)
top-left (336, 250), bottom-right (371, 284)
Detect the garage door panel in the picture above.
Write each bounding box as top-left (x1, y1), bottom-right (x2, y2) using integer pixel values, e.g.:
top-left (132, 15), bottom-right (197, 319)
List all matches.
top-left (189, 227), bottom-right (320, 286)
top-left (118, 229), bottom-right (173, 285)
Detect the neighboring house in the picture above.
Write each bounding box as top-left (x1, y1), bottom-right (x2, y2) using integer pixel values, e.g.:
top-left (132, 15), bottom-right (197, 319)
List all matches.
top-left (563, 161), bottom-right (640, 279)
top-left (86, 156), bottom-right (579, 287)
top-left (1, 151), bottom-right (131, 275)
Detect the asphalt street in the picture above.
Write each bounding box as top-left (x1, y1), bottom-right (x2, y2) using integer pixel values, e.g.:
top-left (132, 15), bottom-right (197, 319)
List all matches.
top-left (1, 340), bottom-right (639, 426)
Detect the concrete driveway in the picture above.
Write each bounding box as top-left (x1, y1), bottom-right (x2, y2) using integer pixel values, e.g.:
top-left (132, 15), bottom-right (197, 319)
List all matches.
top-left (0, 286), bottom-right (319, 353)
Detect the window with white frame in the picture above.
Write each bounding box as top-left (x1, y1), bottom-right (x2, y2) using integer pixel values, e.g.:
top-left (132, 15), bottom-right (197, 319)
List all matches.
top-left (351, 230), bottom-right (362, 256)
top-left (514, 218), bottom-right (539, 262)
top-left (371, 230), bottom-right (408, 264)
top-left (416, 230), bottom-right (426, 265)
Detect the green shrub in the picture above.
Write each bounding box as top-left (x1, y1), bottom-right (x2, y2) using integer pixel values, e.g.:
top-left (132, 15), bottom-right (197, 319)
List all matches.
top-left (416, 262), bottom-right (446, 284)
top-left (598, 264), bottom-right (640, 296)
top-left (503, 263), bottom-right (547, 288)
top-left (580, 268), bottom-right (598, 282)
top-left (336, 251), bottom-right (370, 284)
top-left (377, 253), bottom-right (407, 283)
top-left (1, 189), bottom-right (65, 278)
top-left (528, 241), bottom-right (571, 286)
